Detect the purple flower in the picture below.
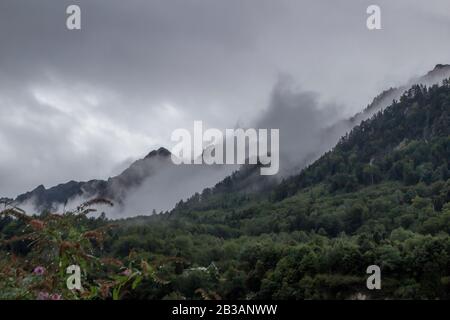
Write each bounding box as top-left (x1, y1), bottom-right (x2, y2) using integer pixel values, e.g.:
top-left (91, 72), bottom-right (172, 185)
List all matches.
top-left (37, 292), bottom-right (49, 300)
top-left (121, 269), bottom-right (131, 276)
top-left (33, 266), bottom-right (46, 276)
top-left (50, 294), bottom-right (63, 300)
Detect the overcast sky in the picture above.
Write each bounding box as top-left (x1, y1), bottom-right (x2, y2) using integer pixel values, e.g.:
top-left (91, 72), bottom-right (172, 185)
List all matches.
top-left (1, 0), bottom-right (450, 197)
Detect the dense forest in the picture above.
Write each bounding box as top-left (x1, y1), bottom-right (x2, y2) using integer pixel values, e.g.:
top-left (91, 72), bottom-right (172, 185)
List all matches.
top-left (1, 81), bottom-right (450, 300)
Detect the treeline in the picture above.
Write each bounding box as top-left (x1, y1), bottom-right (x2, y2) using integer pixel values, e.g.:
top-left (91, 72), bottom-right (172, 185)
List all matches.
top-left (1, 81), bottom-right (450, 299)
top-left (272, 83), bottom-right (450, 200)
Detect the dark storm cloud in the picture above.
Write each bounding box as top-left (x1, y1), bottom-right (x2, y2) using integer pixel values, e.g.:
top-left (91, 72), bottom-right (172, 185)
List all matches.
top-left (1, 0), bottom-right (450, 197)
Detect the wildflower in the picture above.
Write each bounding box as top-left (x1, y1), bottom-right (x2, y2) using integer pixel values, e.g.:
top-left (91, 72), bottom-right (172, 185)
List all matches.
top-left (49, 294), bottom-right (63, 300)
top-left (121, 269), bottom-right (132, 276)
top-left (37, 292), bottom-right (49, 300)
top-left (33, 266), bottom-right (46, 276)
top-left (29, 219), bottom-right (45, 231)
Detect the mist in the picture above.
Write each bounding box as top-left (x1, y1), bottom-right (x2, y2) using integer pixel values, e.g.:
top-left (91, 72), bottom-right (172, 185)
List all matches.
top-left (107, 162), bottom-right (238, 218)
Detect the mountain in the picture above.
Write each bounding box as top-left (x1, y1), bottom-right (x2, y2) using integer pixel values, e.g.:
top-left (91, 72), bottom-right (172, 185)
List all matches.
top-left (12, 65), bottom-right (450, 216)
top-left (114, 76), bottom-right (450, 299)
top-left (3, 69), bottom-right (450, 300)
top-left (356, 63), bottom-right (450, 121)
top-left (174, 79), bottom-right (450, 213)
top-left (14, 147), bottom-right (173, 211)
top-left (310, 64), bottom-right (450, 171)
top-left (272, 81), bottom-right (450, 201)
top-left (174, 64), bottom-right (450, 204)
top-left (14, 146), bottom-right (237, 215)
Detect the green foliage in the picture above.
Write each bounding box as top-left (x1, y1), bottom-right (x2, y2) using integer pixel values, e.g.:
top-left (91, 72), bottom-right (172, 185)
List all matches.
top-left (0, 199), bottom-right (159, 300)
top-left (1, 81), bottom-right (450, 299)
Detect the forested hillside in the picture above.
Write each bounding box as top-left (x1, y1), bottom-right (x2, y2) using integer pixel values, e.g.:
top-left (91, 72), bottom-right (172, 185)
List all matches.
top-left (1, 81), bottom-right (449, 300)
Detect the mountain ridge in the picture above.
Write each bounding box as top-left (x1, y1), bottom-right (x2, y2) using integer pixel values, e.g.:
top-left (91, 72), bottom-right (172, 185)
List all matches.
top-left (10, 64), bottom-right (450, 215)
top-left (109, 76), bottom-right (450, 299)
top-left (14, 147), bottom-right (173, 211)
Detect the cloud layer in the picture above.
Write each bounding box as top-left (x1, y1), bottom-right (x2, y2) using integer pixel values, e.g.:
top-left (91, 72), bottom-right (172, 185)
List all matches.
top-left (1, 0), bottom-right (450, 197)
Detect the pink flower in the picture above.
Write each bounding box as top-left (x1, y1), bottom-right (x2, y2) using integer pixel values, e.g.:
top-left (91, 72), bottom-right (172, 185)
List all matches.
top-left (33, 266), bottom-right (46, 276)
top-left (50, 294), bottom-right (63, 300)
top-left (37, 292), bottom-right (49, 300)
top-left (121, 269), bottom-right (132, 276)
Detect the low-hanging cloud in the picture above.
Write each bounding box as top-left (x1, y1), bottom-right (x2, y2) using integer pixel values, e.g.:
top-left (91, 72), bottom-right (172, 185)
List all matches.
top-left (2, 0), bottom-right (450, 199)
top-left (254, 76), bottom-right (343, 176)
